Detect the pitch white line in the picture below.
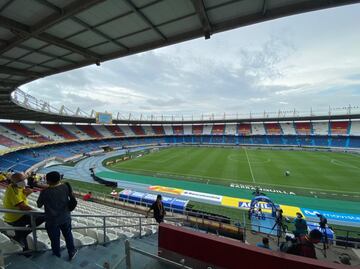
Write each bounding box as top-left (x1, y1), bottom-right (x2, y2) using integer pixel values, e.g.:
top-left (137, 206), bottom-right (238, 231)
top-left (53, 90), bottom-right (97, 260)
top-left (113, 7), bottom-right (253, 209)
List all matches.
top-left (244, 147), bottom-right (255, 183)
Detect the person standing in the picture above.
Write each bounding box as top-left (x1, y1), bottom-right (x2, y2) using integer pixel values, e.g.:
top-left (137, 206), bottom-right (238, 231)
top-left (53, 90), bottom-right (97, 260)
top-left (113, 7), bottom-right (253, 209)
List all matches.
top-left (293, 212), bottom-right (308, 237)
top-left (3, 173), bottom-right (44, 250)
top-left (146, 195), bottom-right (166, 223)
top-left (37, 171), bottom-right (77, 260)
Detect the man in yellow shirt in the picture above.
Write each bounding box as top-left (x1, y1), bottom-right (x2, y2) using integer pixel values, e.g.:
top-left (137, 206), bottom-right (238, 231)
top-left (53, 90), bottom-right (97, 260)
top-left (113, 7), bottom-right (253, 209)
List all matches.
top-left (3, 173), bottom-right (44, 250)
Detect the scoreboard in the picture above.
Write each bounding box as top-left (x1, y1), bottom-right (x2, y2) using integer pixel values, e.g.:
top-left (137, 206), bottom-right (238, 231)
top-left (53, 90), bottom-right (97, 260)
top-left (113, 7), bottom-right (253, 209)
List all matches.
top-left (96, 112), bottom-right (112, 124)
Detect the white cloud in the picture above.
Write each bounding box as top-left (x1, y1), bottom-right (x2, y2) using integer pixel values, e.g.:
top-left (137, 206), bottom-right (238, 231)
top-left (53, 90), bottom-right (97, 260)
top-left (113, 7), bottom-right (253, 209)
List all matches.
top-left (22, 4), bottom-right (360, 117)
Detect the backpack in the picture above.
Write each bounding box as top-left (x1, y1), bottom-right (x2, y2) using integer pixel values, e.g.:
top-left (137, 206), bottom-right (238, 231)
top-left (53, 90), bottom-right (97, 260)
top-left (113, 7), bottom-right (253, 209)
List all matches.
top-left (65, 182), bottom-right (77, 211)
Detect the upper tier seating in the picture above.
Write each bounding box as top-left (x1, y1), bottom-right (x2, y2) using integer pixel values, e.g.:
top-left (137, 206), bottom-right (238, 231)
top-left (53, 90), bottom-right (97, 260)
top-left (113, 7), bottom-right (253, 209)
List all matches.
top-left (172, 126), bottom-right (184, 135)
top-left (312, 122), bottom-right (329, 135)
top-left (224, 124), bottom-right (237, 135)
top-left (238, 124), bottom-right (251, 135)
top-left (331, 121), bottom-right (349, 135)
top-left (183, 125), bottom-right (192, 135)
top-left (152, 126), bottom-right (165, 135)
top-left (62, 125), bottom-right (92, 139)
top-left (280, 122), bottom-right (296, 135)
top-left (192, 125), bottom-right (203, 135)
top-left (77, 125), bottom-right (103, 138)
top-left (42, 124), bottom-right (77, 140)
top-left (2, 123), bottom-right (50, 143)
top-left (118, 125), bottom-right (135, 136)
top-left (105, 125), bottom-right (125, 137)
top-left (163, 125), bottom-right (173, 135)
top-left (251, 123), bottom-right (266, 135)
top-left (202, 124), bottom-right (212, 135)
top-left (264, 123), bottom-right (282, 135)
top-left (130, 126), bottom-right (145, 136)
top-left (295, 122), bottom-right (311, 135)
top-left (211, 125), bottom-right (225, 135)
top-left (0, 134), bottom-right (20, 148)
top-left (350, 121), bottom-right (360, 135)
top-left (93, 125), bottom-right (114, 137)
top-left (141, 126), bottom-right (155, 135)
top-left (24, 124), bottom-right (61, 141)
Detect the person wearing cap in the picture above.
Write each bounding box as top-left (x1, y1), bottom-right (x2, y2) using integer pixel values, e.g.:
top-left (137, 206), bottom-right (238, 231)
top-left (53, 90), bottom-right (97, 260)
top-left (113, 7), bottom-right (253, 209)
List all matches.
top-left (2, 172), bottom-right (44, 250)
top-left (146, 194), bottom-right (166, 223)
top-left (293, 212), bottom-right (308, 238)
top-left (37, 171), bottom-right (77, 260)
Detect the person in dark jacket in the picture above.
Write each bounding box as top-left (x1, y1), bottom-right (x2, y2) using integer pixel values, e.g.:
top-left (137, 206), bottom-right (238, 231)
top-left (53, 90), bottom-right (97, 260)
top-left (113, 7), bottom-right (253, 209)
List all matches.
top-left (37, 171), bottom-right (77, 260)
top-left (297, 229), bottom-right (323, 259)
top-left (293, 212), bottom-right (308, 237)
top-left (146, 194), bottom-right (166, 223)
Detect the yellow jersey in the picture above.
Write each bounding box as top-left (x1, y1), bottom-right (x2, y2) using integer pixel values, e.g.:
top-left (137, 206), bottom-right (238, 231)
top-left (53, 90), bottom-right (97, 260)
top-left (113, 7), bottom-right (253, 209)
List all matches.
top-left (3, 185), bottom-right (29, 223)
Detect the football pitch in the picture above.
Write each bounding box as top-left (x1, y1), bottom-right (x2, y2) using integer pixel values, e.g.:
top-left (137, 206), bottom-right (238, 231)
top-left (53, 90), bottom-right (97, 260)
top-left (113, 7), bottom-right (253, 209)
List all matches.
top-left (107, 146), bottom-right (360, 199)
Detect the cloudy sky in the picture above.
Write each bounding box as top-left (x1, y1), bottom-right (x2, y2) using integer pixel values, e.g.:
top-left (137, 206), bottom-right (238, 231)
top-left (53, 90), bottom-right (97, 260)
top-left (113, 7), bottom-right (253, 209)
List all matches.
top-left (22, 4), bottom-right (360, 119)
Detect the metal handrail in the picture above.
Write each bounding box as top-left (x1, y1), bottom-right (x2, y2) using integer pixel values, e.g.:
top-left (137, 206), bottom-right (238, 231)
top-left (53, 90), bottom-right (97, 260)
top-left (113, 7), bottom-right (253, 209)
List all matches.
top-left (124, 240), bottom-right (192, 269)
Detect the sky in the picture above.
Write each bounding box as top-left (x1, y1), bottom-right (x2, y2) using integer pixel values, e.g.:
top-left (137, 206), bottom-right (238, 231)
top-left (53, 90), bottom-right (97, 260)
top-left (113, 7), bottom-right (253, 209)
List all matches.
top-left (22, 4), bottom-right (360, 119)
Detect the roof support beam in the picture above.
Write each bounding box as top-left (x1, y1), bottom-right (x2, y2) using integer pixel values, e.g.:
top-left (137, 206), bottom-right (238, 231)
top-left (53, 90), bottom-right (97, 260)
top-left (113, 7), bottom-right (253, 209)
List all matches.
top-left (123, 0), bottom-right (167, 40)
top-left (71, 17), bottom-right (129, 51)
top-left (0, 0), bottom-right (105, 58)
top-left (191, 0), bottom-right (212, 39)
top-left (0, 15), bottom-right (100, 60)
top-left (0, 66), bottom-right (41, 77)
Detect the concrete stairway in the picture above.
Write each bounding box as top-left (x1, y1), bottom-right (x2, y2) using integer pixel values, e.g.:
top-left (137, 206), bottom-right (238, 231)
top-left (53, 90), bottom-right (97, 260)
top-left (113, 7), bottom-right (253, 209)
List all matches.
top-left (3, 233), bottom-right (177, 269)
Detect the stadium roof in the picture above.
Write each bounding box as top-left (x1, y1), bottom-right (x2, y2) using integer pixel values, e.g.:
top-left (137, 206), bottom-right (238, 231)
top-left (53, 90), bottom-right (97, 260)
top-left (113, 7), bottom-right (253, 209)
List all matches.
top-left (0, 0), bottom-right (360, 123)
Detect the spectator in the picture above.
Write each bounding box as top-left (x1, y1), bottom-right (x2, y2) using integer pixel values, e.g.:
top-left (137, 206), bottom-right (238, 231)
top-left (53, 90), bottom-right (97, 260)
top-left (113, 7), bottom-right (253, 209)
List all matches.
top-left (2, 173), bottom-right (44, 250)
top-left (257, 237), bottom-right (271, 250)
top-left (297, 229), bottom-right (323, 259)
top-left (37, 171), bottom-right (77, 260)
top-left (83, 192), bottom-right (93, 201)
top-left (293, 212), bottom-right (307, 237)
top-left (146, 194), bottom-right (166, 223)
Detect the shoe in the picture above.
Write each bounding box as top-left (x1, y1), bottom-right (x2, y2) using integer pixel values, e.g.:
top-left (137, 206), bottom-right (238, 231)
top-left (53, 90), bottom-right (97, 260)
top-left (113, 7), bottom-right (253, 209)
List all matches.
top-left (69, 249), bottom-right (78, 261)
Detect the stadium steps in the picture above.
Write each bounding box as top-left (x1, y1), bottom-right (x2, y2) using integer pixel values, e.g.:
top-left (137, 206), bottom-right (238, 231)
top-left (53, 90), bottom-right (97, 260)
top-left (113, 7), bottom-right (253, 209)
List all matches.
top-left (3, 233), bottom-right (169, 269)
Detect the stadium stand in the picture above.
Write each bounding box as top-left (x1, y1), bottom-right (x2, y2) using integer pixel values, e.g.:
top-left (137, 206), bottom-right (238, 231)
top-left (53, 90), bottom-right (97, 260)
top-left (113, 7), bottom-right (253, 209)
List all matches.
top-left (295, 122), bottom-right (312, 135)
top-left (350, 120), bottom-right (360, 135)
top-left (251, 123), bottom-right (266, 135)
top-left (42, 124), bottom-right (78, 140)
top-left (62, 125), bottom-right (92, 140)
top-left (1, 123), bottom-right (50, 143)
top-left (23, 124), bottom-right (60, 141)
top-left (141, 126), bottom-right (155, 136)
top-left (183, 125), bottom-right (192, 135)
top-left (152, 125), bottom-right (165, 135)
top-left (0, 125), bottom-right (34, 145)
top-left (211, 124), bottom-right (225, 135)
top-left (172, 125), bottom-right (184, 135)
top-left (0, 134), bottom-right (20, 148)
top-left (280, 122), bottom-right (296, 135)
top-left (331, 121), bottom-right (349, 135)
top-left (163, 125), bottom-right (174, 135)
top-left (202, 124), bottom-right (213, 135)
top-left (105, 125), bottom-right (125, 137)
top-left (224, 124), bottom-right (237, 135)
top-left (118, 125), bottom-right (135, 136)
top-left (264, 123), bottom-right (282, 135)
top-left (312, 121), bottom-right (329, 135)
top-left (77, 125), bottom-right (103, 138)
top-left (192, 125), bottom-right (203, 135)
top-left (238, 123), bottom-right (252, 135)
top-left (130, 126), bottom-right (146, 136)
top-left (93, 125), bottom-right (114, 137)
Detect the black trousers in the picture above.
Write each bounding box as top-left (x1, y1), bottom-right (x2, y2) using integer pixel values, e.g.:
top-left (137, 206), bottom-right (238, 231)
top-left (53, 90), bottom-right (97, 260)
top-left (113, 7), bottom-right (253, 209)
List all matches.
top-left (7, 214), bottom-right (45, 250)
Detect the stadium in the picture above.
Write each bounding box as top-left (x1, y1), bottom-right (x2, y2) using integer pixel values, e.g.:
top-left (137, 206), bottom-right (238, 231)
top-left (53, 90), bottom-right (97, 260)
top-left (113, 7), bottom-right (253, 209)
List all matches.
top-left (0, 1), bottom-right (359, 269)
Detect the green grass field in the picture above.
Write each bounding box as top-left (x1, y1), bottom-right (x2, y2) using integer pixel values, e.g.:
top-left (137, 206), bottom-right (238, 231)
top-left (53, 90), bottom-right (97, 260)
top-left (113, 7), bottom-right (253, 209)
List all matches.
top-left (107, 146), bottom-right (360, 198)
